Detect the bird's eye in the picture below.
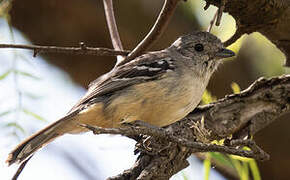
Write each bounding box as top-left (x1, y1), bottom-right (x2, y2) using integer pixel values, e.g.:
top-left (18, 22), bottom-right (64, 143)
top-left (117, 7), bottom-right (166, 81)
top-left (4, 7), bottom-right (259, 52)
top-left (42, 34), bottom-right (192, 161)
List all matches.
top-left (194, 43), bottom-right (204, 52)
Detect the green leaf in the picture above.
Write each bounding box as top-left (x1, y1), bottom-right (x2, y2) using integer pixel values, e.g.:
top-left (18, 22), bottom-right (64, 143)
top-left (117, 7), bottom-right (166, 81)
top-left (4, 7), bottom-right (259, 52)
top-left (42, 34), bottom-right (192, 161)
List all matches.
top-left (231, 158), bottom-right (244, 179)
top-left (0, 70), bottom-right (11, 80)
top-left (0, 109), bottom-right (13, 117)
top-left (249, 159), bottom-right (261, 180)
top-left (13, 70), bottom-right (40, 80)
top-left (230, 155), bottom-right (252, 162)
top-left (230, 158), bottom-right (252, 180)
top-left (6, 122), bottom-right (25, 133)
top-left (22, 108), bottom-right (47, 122)
top-left (202, 90), bottom-right (216, 105)
top-left (210, 152), bottom-right (234, 169)
top-left (203, 153), bottom-right (211, 180)
top-left (241, 162), bottom-right (249, 180)
top-left (231, 82), bottom-right (241, 94)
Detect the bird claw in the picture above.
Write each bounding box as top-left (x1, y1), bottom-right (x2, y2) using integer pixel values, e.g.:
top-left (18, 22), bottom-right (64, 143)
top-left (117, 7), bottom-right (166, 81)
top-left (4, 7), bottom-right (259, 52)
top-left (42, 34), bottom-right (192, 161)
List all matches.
top-left (190, 116), bottom-right (211, 143)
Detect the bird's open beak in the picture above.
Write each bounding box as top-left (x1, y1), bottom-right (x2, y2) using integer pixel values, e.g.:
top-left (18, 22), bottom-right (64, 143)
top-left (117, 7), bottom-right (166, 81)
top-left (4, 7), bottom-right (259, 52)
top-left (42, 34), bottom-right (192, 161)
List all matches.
top-left (215, 48), bottom-right (235, 58)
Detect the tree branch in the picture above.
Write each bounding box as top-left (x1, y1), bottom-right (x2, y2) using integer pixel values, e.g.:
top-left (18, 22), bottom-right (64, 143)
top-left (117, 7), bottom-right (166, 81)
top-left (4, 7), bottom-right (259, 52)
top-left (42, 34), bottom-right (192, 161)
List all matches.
top-left (81, 123), bottom-right (268, 160)
top-left (103, 0), bottom-right (125, 64)
top-left (103, 0), bottom-right (123, 51)
top-left (0, 43), bottom-right (129, 57)
top-left (119, 0), bottom-right (182, 66)
top-left (101, 74), bottom-right (290, 179)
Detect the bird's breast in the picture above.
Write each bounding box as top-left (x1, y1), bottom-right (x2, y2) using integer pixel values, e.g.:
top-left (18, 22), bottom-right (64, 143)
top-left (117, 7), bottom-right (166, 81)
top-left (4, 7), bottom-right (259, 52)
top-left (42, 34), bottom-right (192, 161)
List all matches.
top-left (102, 71), bottom-right (210, 127)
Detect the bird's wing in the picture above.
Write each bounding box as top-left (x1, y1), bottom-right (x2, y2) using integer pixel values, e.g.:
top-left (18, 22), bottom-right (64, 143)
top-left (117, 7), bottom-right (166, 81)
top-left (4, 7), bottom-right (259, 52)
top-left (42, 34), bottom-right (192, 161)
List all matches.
top-left (68, 51), bottom-right (175, 113)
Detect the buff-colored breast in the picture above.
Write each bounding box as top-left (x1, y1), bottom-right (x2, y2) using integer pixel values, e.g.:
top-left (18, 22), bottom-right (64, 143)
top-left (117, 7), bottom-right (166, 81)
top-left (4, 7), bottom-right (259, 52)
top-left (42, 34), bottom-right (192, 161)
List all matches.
top-left (103, 72), bottom-right (209, 127)
top-left (73, 70), bottom-right (210, 130)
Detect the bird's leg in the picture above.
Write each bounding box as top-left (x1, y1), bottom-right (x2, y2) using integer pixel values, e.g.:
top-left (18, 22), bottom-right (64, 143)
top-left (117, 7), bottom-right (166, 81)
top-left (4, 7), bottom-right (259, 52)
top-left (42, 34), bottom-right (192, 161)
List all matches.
top-left (121, 120), bottom-right (155, 152)
top-left (119, 120), bottom-right (152, 141)
top-left (190, 116), bottom-right (212, 143)
top-left (122, 120), bottom-right (173, 155)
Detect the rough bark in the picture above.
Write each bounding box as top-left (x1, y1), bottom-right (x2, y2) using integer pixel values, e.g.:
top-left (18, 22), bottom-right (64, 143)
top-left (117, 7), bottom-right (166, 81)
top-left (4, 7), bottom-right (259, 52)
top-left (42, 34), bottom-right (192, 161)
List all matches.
top-left (106, 75), bottom-right (290, 179)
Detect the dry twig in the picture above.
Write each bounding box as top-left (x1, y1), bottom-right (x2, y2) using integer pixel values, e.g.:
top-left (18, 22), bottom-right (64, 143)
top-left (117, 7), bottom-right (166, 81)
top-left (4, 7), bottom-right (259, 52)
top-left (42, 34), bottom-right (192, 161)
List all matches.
top-left (216, 0), bottom-right (226, 26)
top-left (119, 0), bottom-right (181, 66)
top-left (103, 0), bottom-right (125, 65)
top-left (0, 43), bottom-right (129, 57)
top-left (207, 10), bottom-right (218, 32)
top-left (206, 0), bottom-right (226, 32)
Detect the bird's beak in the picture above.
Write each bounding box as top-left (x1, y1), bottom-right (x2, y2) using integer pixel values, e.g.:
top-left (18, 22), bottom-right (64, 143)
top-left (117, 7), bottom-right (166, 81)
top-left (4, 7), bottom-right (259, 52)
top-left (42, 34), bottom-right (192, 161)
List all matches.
top-left (215, 48), bottom-right (235, 58)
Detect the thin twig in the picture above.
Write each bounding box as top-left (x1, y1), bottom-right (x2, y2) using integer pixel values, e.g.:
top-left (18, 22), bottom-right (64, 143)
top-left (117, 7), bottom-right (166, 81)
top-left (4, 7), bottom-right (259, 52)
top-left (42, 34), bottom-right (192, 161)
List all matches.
top-left (206, 0), bottom-right (225, 32)
top-left (12, 156), bottom-right (33, 180)
top-left (119, 0), bottom-right (181, 66)
top-left (229, 139), bottom-right (270, 159)
top-left (207, 10), bottom-right (218, 32)
top-left (216, 0), bottom-right (226, 26)
top-left (193, 143), bottom-right (268, 161)
top-left (0, 43), bottom-right (129, 56)
top-left (103, 0), bottom-right (124, 65)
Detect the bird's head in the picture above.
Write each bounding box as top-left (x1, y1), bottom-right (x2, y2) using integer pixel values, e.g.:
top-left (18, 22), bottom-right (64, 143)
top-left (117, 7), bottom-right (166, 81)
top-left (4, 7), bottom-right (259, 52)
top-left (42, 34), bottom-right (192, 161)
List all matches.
top-left (170, 31), bottom-right (235, 74)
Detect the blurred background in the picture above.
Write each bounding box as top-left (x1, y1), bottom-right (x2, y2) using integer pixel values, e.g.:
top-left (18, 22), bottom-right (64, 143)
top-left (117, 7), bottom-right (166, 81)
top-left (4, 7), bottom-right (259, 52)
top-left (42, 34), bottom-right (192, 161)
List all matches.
top-left (0, 0), bottom-right (289, 179)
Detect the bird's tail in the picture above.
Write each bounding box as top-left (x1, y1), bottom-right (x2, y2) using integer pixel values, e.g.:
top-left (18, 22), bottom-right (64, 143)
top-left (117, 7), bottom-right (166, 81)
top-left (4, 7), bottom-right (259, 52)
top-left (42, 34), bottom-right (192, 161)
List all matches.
top-left (6, 115), bottom-right (75, 166)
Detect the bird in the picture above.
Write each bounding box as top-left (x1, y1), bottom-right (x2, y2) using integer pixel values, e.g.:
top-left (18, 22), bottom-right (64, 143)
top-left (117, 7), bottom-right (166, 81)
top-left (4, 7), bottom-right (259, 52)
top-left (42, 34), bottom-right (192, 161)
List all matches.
top-left (6, 31), bottom-right (235, 166)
